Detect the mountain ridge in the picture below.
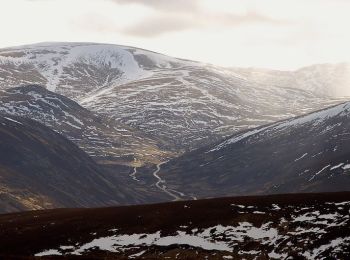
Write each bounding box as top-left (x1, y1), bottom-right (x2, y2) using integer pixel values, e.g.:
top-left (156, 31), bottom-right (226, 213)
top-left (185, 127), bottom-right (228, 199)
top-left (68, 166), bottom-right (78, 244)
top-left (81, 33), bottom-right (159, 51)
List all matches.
top-left (158, 100), bottom-right (350, 198)
top-left (231, 62), bottom-right (350, 97)
top-left (0, 113), bottom-right (172, 214)
top-left (0, 84), bottom-right (171, 166)
top-left (0, 42), bottom-right (347, 153)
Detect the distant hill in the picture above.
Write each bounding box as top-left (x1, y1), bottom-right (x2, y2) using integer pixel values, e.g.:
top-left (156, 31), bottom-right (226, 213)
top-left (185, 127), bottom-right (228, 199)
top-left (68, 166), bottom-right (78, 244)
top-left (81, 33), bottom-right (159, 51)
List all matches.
top-left (232, 63), bottom-right (350, 97)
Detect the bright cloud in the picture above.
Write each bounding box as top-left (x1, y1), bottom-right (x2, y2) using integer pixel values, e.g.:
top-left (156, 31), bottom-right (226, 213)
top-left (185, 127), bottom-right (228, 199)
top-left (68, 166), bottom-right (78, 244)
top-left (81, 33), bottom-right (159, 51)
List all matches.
top-left (0, 0), bottom-right (349, 69)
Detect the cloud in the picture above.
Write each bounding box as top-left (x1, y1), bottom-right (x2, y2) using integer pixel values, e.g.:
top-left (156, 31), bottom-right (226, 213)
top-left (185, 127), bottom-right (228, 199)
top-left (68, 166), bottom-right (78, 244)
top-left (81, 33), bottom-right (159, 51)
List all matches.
top-left (216, 11), bottom-right (281, 26)
top-left (123, 15), bottom-right (192, 37)
top-left (122, 11), bottom-right (282, 37)
top-left (104, 0), bottom-right (284, 37)
top-left (109, 0), bottom-right (199, 12)
top-left (25, 0), bottom-right (284, 38)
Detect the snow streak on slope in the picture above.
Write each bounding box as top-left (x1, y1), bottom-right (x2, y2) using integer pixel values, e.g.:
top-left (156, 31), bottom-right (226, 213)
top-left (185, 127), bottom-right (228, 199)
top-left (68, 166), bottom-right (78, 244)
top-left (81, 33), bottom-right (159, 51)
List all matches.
top-left (0, 42), bottom-right (347, 153)
top-left (34, 199), bottom-right (350, 259)
top-left (79, 65), bottom-right (344, 151)
top-left (210, 102), bottom-right (350, 152)
top-left (159, 102), bottom-right (350, 198)
top-left (0, 42), bottom-right (193, 99)
top-left (0, 85), bottom-right (171, 166)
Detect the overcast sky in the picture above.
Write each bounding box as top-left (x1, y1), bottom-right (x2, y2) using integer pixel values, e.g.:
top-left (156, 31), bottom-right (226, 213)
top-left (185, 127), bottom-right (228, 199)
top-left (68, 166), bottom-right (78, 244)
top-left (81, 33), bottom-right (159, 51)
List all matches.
top-left (0, 0), bottom-right (349, 69)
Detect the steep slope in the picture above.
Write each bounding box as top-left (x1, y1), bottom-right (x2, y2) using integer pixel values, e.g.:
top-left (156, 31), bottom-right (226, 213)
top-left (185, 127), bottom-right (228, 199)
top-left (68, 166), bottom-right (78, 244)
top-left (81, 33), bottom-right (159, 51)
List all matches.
top-left (233, 63), bottom-right (350, 97)
top-left (82, 65), bottom-right (344, 151)
top-left (0, 42), bottom-right (345, 152)
top-left (0, 192), bottom-right (349, 259)
top-left (0, 85), bottom-right (170, 166)
top-left (158, 102), bottom-right (350, 198)
top-left (0, 114), bottom-right (169, 214)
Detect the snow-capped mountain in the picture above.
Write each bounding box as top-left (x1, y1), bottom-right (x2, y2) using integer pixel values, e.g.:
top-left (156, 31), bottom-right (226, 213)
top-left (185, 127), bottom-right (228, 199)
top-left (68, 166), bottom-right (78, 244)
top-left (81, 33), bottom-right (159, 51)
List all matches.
top-left (0, 85), bottom-right (170, 166)
top-left (158, 102), bottom-right (350, 198)
top-left (0, 42), bottom-right (190, 98)
top-left (232, 63), bottom-right (350, 98)
top-left (81, 65), bottom-right (346, 151)
top-left (0, 42), bottom-right (346, 152)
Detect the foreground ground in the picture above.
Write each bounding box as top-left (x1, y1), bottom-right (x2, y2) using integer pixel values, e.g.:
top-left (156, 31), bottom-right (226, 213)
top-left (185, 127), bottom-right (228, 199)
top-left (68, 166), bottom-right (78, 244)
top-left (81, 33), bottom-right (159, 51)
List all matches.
top-left (0, 192), bottom-right (349, 259)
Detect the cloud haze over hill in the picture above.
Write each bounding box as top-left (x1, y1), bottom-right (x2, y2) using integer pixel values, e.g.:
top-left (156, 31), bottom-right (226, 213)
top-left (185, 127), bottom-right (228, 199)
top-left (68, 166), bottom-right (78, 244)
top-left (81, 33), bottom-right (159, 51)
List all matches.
top-left (1, 0), bottom-right (350, 70)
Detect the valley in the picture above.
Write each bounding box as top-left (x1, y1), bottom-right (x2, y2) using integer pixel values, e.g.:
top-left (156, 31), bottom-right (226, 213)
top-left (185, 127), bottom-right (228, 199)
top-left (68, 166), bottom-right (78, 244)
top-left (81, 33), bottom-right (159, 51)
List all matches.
top-left (0, 42), bottom-right (349, 259)
top-left (0, 42), bottom-right (349, 211)
top-left (1, 0), bottom-right (350, 258)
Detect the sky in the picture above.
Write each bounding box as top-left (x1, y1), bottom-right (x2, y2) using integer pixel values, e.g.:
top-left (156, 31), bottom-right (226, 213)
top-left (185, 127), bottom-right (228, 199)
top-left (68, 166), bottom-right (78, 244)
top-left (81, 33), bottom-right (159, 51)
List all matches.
top-left (0, 0), bottom-right (349, 70)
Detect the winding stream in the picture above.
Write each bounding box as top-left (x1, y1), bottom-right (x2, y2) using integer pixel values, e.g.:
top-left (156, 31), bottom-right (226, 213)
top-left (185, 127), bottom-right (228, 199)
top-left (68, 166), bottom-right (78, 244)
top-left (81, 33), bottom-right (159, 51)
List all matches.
top-left (129, 162), bottom-right (197, 201)
top-left (152, 162), bottom-right (182, 201)
top-left (152, 162), bottom-right (197, 201)
top-left (129, 167), bottom-right (139, 182)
